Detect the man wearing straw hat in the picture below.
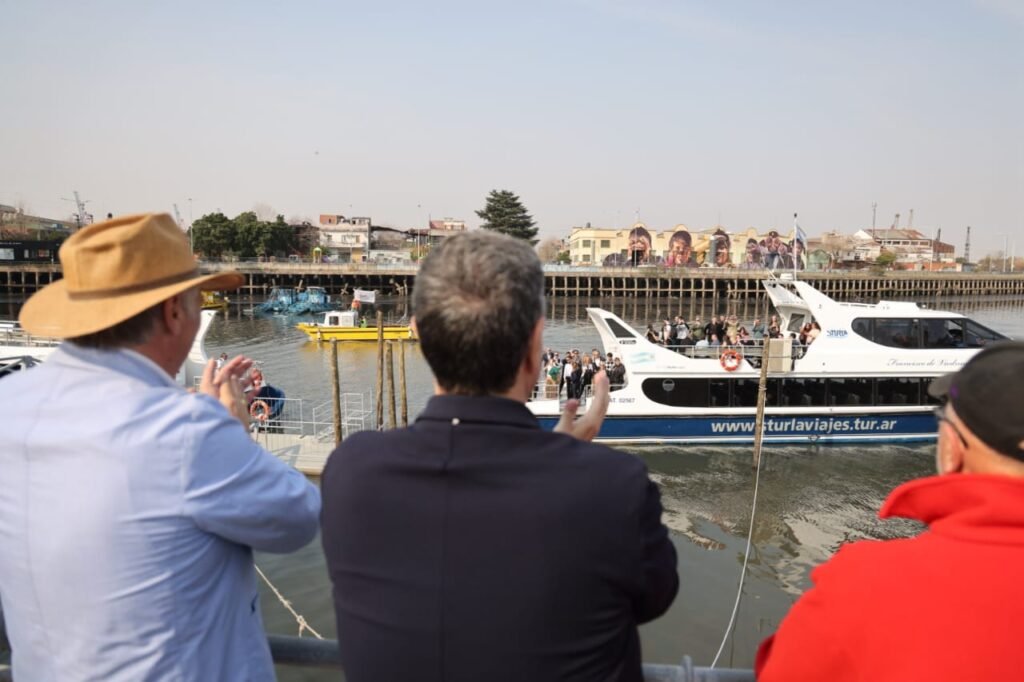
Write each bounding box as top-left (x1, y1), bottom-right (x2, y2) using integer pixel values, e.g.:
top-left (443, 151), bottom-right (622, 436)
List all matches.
top-left (0, 213), bottom-right (321, 681)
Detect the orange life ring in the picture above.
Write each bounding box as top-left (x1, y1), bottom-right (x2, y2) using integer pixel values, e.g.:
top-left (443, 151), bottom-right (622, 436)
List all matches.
top-left (720, 349), bottom-right (742, 372)
top-left (249, 399), bottom-right (271, 422)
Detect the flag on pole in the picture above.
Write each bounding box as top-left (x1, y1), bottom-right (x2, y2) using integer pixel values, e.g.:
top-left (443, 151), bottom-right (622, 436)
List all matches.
top-left (793, 213), bottom-right (806, 275)
top-left (354, 289), bottom-right (376, 304)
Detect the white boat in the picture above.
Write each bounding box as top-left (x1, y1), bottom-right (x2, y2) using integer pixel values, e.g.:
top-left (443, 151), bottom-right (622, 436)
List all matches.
top-left (528, 278), bottom-right (1009, 444)
top-left (0, 310), bottom-right (218, 387)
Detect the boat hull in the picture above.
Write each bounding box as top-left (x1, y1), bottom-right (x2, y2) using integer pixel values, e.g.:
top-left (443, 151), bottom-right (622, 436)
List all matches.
top-left (297, 324), bottom-right (415, 341)
top-left (534, 411), bottom-right (938, 445)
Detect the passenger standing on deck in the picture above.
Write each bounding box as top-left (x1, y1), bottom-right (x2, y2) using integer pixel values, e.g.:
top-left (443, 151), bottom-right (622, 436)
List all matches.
top-left (321, 231), bottom-right (678, 682)
top-left (0, 214), bottom-right (321, 682)
top-left (757, 342), bottom-right (1024, 682)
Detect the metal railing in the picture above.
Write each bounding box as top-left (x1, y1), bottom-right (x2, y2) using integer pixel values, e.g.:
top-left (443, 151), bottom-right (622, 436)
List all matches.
top-left (0, 322), bottom-right (60, 349)
top-left (267, 635), bottom-right (754, 682)
top-left (0, 633), bottom-right (752, 682)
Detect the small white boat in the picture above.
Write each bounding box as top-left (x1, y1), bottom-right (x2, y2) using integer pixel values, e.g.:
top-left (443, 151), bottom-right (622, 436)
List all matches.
top-left (528, 278), bottom-right (1008, 444)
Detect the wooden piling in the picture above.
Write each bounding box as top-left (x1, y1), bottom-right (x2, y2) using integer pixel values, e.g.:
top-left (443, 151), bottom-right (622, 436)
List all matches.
top-left (375, 311), bottom-right (384, 430)
top-left (398, 340), bottom-right (409, 426)
top-left (329, 340), bottom-right (343, 444)
top-left (752, 341), bottom-right (771, 469)
top-left (386, 341), bottom-right (397, 429)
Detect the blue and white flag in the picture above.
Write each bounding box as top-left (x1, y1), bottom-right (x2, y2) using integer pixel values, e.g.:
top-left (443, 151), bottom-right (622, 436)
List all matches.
top-left (793, 214), bottom-right (806, 245)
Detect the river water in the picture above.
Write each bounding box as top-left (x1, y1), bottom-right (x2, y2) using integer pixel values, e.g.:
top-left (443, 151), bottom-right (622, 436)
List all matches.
top-left (4, 294), bottom-right (1023, 677)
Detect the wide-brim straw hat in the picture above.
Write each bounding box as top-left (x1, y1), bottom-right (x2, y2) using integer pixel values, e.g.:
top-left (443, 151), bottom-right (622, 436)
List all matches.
top-left (20, 212), bottom-right (244, 338)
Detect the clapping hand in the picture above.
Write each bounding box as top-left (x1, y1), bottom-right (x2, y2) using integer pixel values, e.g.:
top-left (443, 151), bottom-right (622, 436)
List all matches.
top-left (200, 355), bottom-right (256, 427)
top-left (554, 369), bottom-right (610, 442)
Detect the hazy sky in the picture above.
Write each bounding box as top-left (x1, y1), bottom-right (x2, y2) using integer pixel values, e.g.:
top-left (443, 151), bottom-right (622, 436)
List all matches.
top-left (3, 0), bottom-right (1021, 255)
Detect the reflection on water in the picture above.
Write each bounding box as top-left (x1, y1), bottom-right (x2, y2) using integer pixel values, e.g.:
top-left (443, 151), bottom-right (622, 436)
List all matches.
top-left (3, 293), bottom-right (1022, 676)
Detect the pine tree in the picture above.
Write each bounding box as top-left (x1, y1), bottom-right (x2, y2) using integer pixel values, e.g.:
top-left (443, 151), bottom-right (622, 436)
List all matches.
top-left (476, 189), bottom-right (538, 244)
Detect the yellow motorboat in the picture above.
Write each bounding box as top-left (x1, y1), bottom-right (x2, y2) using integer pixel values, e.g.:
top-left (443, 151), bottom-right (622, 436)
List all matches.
top-left (297, 310), bottom-right (416, 342)
top-left (202, 291), bottom-right (229, 311)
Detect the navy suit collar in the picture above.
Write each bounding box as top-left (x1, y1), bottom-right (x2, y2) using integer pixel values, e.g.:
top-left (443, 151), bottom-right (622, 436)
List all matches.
top-left (417, 394), bottom-right (540, 430)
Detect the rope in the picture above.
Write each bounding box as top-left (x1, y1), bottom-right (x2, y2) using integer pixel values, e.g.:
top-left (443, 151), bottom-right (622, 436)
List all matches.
top-left (254, 564), bottom-right (324, 640)
top-left (708, 423), bottom-right (765, 669)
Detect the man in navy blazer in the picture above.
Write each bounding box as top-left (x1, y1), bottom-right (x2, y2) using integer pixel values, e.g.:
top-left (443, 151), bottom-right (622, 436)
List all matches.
top-left (321, 231), bottom-right (678, 682)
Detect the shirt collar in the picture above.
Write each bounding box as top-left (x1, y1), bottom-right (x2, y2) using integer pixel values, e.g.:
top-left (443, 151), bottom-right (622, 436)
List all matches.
top-left (55, 342), bottom-right (180, 389)
top-left (416, 394), bottom-right (540, 430)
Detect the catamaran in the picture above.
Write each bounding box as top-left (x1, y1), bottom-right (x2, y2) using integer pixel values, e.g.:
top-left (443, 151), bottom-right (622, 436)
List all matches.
top-left (528, 278), bottom-right (1008, 444)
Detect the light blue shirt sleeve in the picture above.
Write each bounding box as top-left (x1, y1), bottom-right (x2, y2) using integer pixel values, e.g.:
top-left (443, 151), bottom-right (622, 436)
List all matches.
top-left (182, 394), bottom-right (321, 553)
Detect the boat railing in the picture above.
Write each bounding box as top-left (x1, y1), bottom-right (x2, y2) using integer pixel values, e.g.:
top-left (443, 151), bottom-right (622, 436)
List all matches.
top-left (663, 339), bottom-right (808, 365)
top-left (0, 322), bottom-right (61, 349)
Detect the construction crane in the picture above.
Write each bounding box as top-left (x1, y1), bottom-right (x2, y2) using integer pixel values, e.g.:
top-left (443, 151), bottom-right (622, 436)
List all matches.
top-left (61, 191), bottom-right (92, 230)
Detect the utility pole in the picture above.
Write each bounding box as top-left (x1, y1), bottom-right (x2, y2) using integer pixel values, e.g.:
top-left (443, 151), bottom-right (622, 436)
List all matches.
top-left (907, 208), bottom-right (914, 229)
top-left (1004, 235), bottom-right (1010, 273)
top-left (871, 202), bottom-right (877, 234)
top-left (964, 226), bottom-right (971, 263)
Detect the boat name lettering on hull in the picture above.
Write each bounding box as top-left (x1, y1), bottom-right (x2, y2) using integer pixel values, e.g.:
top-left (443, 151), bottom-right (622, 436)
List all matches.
top-left (886, 358), bottom-right (966, 368)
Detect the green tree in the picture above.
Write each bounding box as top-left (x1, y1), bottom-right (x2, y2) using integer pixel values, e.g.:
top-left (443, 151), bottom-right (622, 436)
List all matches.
top-left (190, 212), bottom-right (235, 258)
top-left (476, 189), bottom-right (538, 244)
top-left (873, 250), bottom-right (897, 272)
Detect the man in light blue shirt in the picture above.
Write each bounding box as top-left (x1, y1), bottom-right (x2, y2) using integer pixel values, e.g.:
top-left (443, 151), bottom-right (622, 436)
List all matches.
top-left (0, 213), bottom-right (321, 681)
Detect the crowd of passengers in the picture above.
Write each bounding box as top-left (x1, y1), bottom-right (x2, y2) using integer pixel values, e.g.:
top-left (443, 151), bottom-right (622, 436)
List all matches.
top-left (541, 348), bottom-right (627, 398)
top-left (644, 313), bottom-right (822, 349)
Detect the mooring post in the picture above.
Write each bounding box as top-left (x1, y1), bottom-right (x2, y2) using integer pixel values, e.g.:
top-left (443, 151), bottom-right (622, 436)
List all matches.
top-left (375, 311), bottom-right (384, 430)
top-left (752, 341), bottom-right (771, 469)
top-left (398, 339), bottom-right (409, 427)
top-left (329, 339), bottom-right (342, 445)
top-left (385, 341), bottom-right (397, 429)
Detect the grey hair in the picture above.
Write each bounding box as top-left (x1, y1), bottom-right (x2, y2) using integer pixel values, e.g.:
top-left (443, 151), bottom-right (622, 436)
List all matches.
top-left (69, 303), bottom-right (163, 349)
top-left (413, 231), bottom-right (544, 395)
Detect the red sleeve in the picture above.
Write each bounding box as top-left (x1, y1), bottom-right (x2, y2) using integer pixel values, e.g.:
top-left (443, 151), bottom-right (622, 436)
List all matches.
top-left (755, 544), bottom-right (869, 682)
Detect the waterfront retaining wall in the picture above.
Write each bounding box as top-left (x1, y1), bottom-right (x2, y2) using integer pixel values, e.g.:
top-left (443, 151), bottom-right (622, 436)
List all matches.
top-left (3, 262), bottom-right (1024, 303)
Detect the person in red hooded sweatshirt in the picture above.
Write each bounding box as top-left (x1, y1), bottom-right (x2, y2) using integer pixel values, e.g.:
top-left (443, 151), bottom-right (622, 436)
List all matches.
top-left (757, 341), bottom-right (1024, 682)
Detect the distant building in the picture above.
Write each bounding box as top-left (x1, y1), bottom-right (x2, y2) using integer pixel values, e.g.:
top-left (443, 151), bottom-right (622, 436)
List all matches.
top-left (856, 228), bottom-right (957, 270)
top-left (567, 223), bottom-right (799, 269)
top-left (408, 218), bottom-right (467, 252)
top-left (0, 205), bottom-right (76, 237)
top-left (318, 214), bottom-right (371, 263)
top-left (368, 225), bottom-right (413, 264)
top-left (810, 232), bottom-right (882, 270)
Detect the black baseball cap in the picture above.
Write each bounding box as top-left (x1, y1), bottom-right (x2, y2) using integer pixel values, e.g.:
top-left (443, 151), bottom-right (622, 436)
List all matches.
top-left (928, 341), bottom-right (1024, 459)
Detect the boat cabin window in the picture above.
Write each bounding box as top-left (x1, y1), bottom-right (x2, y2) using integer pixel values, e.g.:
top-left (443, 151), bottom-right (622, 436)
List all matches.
top-left (853, 317), bottom-right (1007, 349)
top-left (640, 378), bottom-right (710, 407)
top-left (922, 319), bottom-right (966, 349)
top-left (641, 376), bottom-right (940, 409)
top-left (786, 314), bottom-right (806, 335)
top-left (876, 377), bottom-right (921, 405)
top-left (606, 318), bottom-right (638, 339)
top-left (827, 378), bottom-right (874, 406)
top-left (964, 320), bottom-right (1006, 347)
